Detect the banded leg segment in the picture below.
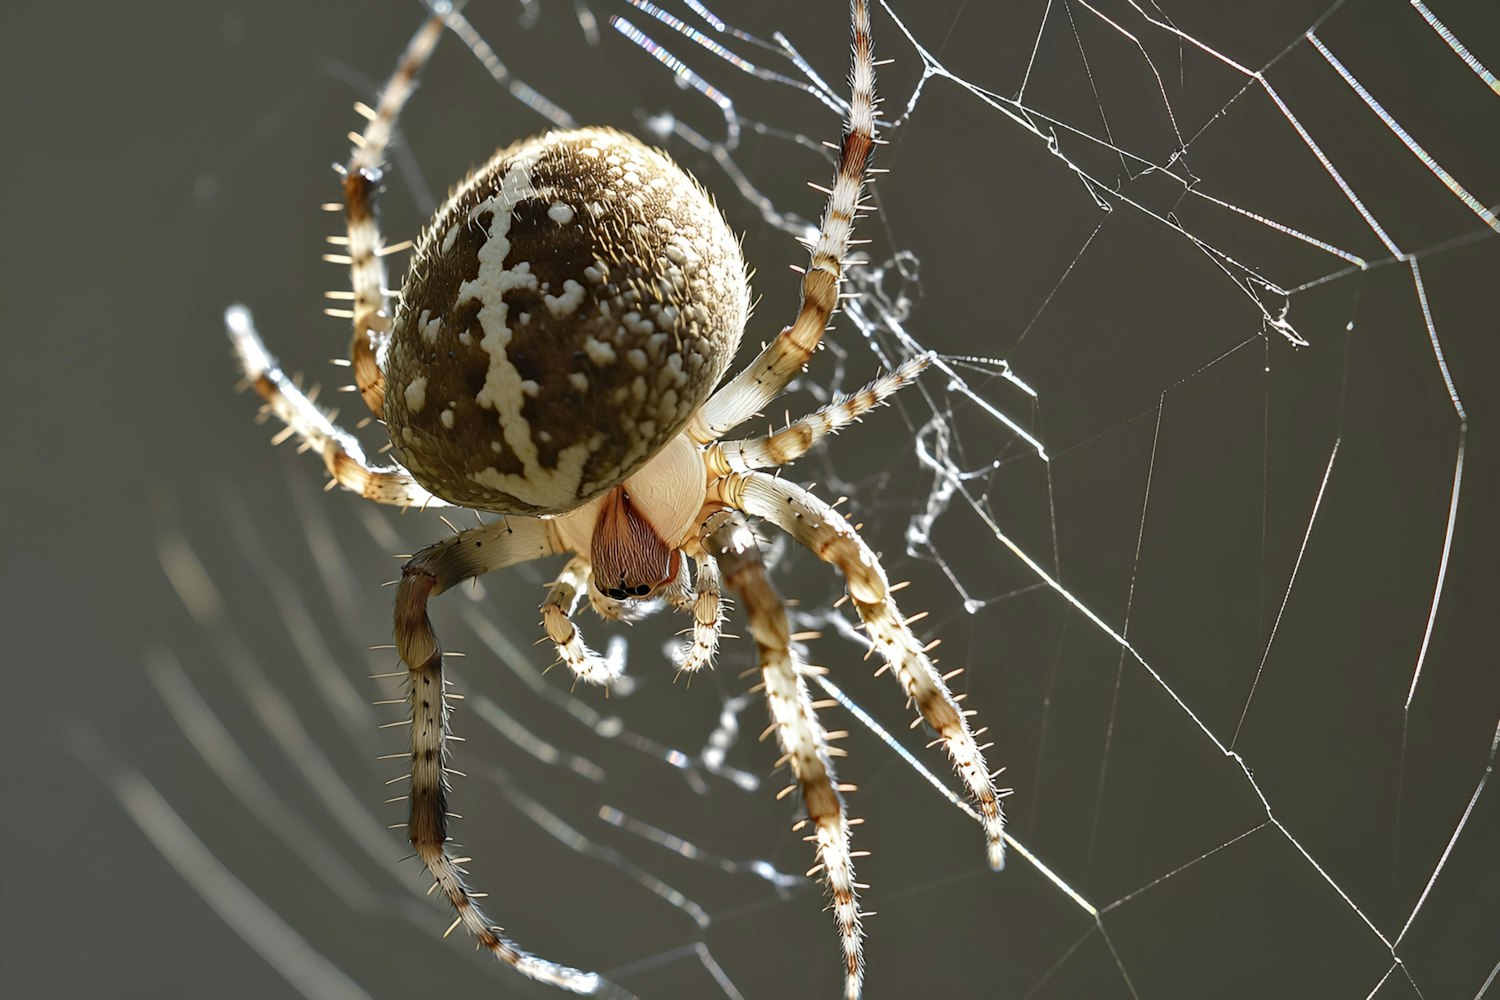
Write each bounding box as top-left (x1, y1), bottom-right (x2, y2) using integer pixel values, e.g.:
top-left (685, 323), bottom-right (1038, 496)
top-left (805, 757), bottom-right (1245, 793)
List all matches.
top-left (541, 556), bottom-right (620, 686)
top-left (690, 0), bottom-right (878, 442)
top-left (704, 511), bottom-right (864, 999)
top-left (707, 356), bottom-right (928, 476)
top-left (393, 517), bottom-right (601, 992)
top-left (724, 471), bottom-right (1007, 870)
top-left (342, 16), bottom-right (442, 416)
top-left (666, 555), bottom-right (725, 673)
top-left (227, 306), bottom-right (448, 508)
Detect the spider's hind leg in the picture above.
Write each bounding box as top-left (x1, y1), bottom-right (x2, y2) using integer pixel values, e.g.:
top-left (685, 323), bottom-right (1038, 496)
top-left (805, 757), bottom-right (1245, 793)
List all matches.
top-left (226, 306), bottom-right (448, 508)
top-left (688, 0), bottom-right (877, 444)
top-left (708, 355), bottom-right (929, 475)
top-left (340, 16), bottom-right (442, 416)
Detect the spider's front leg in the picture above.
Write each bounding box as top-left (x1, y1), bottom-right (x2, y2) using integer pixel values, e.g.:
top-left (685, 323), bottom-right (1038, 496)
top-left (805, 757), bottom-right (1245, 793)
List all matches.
top-left (722, 471), bottom-right (1007, 870)
top-left (665, 555), bottom-right (725, 674)
top-left (392, 515), bottom-right (601, 993)
top-left (704, 511), bottom-right (865, 1000)
top-left (541, 555), bottom-right (621, 686)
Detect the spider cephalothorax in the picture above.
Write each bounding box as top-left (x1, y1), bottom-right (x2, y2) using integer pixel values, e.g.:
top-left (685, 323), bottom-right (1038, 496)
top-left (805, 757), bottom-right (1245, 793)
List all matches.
top-left (227, 3), bottom-right (1004, 997)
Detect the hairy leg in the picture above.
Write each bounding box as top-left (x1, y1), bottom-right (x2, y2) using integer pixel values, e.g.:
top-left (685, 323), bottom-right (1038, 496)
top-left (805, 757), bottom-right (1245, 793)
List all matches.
top-left (689, 0), bottom-right (877, 442)
top-left (227, 306), bottom-right (448, 508)
top-left (665, 555), bottom-right (725, 673)
top-left (721, 471), bottom-right (1007, 869)
top-left (392, 516), bottom-right (603, 991)
top-left (707, 356), bottom-right (928, 475)
top-left (541, 555), bottom-right (621, 686)
top-left (340, 16), bottom-right (442, 415)
top-left (704, 510), bottom-right (865, 999)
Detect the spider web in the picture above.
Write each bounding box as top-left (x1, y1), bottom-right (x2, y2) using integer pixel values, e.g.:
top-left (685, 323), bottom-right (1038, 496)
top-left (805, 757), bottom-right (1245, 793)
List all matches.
top-left (106, 1), bottom-right (1498, 997)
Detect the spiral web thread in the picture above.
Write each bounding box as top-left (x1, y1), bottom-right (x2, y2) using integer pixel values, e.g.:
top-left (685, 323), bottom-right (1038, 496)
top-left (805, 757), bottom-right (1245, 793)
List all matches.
top-left (120, 1), bottom-right (1499, 997)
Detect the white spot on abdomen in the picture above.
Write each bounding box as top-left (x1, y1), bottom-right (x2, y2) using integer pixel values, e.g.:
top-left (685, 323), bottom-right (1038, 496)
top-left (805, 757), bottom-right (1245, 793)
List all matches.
top-left (455, 157), bottom-right (600, 508)
top-left (404, 376), bottom-right (428, 413)
top-left (583, 336), bottom-right (617, 366)
top-left (544, 279), bottom-right (586, 318)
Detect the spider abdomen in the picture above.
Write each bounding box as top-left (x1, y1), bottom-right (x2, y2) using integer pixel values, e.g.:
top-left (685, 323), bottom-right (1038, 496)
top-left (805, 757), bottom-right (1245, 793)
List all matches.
top-left (384, 127), bottom-right (749, 515)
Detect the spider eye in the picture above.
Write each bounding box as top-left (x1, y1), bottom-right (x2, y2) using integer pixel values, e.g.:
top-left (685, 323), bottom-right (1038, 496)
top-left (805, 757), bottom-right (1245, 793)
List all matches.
top-left (590, 487), bottom-right (682, 604)
top-left (600, 582), bottom-right (655, 602)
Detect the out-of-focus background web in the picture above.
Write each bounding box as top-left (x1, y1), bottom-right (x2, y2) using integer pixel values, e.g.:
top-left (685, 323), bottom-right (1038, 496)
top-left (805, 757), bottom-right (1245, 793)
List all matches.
top-left (2, 1), bottom-right (1497, 998)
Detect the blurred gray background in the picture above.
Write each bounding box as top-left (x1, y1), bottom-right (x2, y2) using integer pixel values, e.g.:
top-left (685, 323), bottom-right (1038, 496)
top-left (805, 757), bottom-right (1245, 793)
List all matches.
top-left (3, 1), bottom-right (1497, 998)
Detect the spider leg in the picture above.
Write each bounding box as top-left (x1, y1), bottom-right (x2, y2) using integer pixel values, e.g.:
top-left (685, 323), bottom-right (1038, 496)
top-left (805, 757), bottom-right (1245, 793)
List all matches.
top-left (341, 16), bottom-right (442, 416)
top-left (689, 0), bottom-right (877, 442)
top-left (704, 510), bottom-right (865, 1000)
top-left (541, 555), bottom-right (622, 686)
top-left (226, 306), bottom-right (450, 508)
top-left (665, 555), bottom-right (725, 673)
top-left (393, 516), bottom-right (608, 991)
top-left (708, 356), bottom-right (928, 475)
top-left (721, 471), bottom-right (1007, 870)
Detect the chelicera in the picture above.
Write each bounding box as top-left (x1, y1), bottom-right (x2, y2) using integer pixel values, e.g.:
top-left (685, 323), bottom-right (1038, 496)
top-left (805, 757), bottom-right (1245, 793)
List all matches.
top-left (227, 3), bottom-right (1004, 996)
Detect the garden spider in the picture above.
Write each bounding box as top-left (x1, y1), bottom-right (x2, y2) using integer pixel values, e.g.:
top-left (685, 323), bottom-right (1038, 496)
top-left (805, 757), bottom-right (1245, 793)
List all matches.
top-left (226, 2), bottom-right (1004, 996)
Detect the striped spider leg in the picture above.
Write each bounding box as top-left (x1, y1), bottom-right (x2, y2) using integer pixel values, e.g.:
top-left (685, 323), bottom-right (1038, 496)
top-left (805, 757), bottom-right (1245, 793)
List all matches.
top-left (226, 1), bottom-right (1004, 996)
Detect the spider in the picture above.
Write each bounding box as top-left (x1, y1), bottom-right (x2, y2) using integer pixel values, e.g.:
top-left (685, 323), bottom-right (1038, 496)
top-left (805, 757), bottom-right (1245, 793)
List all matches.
top-left (225, 2), bottom-right (1004, 996)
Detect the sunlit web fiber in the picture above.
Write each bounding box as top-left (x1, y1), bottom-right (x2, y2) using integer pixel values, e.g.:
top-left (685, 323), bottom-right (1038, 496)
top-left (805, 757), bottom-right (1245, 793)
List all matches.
top-left (93, 1), bottom-right (1499, 997)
